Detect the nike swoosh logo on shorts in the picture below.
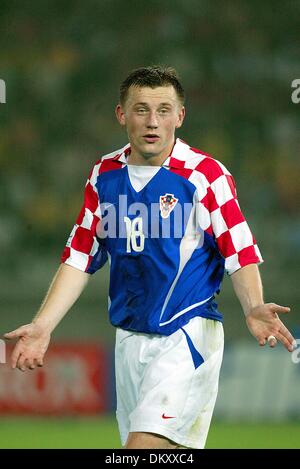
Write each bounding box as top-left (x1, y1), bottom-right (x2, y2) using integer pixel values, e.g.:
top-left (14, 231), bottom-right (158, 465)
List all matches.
top-left (162, 413), bottom-right (176, 419)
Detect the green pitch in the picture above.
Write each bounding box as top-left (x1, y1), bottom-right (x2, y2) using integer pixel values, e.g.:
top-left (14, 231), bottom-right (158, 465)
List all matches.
top-left (0, 417), bottom-right (299, 448)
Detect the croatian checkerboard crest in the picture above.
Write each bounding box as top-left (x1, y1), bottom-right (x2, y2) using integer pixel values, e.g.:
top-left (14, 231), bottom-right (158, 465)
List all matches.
top-left (159, 193), bottom-right (178, 218)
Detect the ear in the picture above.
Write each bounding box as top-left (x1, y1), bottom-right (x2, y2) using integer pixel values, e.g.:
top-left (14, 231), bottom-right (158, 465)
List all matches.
top-left (175, 106), bottom-right (185, 129)
top-left (115, 104), bottom-right (126, 126)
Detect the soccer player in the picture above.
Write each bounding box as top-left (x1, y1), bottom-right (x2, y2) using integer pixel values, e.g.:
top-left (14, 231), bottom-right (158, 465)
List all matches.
top-left (4, 66), bottom-right (295, 449)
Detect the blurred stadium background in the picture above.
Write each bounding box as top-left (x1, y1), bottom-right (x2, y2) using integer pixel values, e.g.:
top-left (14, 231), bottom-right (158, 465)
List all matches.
top-left (0, 0), bottom-right (299, 448)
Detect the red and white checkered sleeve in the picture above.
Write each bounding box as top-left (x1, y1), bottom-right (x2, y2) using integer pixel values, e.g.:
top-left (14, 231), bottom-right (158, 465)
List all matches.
top-left (61, 161), bottom-right (107, 273)
top-left (199, 159), bottom-right (263, 275)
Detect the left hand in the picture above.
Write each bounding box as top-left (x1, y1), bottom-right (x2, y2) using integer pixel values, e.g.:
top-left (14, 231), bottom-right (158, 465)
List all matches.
top-left (245, 303), bottom-right (295, 352)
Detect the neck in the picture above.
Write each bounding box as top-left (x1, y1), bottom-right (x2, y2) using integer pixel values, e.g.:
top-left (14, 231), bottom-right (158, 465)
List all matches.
top-left (127, 141), bottom-right (175, 166)
top-left (127, 153), bottom-right (167, 166)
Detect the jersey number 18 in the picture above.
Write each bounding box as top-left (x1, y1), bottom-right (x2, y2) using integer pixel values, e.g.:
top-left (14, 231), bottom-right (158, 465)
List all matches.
top-left (124, 216), bottom-right (145, 253)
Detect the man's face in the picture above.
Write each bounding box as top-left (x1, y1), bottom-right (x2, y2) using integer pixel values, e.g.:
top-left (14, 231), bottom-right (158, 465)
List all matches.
top-left (116, 85), bottom-right (185, 161)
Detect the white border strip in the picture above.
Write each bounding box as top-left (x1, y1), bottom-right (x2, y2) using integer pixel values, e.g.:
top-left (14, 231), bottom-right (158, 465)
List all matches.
top-left (159, 296), bottom-right (212, 326)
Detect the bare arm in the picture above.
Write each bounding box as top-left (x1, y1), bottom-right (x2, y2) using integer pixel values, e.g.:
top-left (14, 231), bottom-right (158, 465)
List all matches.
top-left (231, 264), bottom-right (295, 352)
top-left (32, 263), bottom-right (90, 332)
top-left (4, 263), bottom-right (90, 370)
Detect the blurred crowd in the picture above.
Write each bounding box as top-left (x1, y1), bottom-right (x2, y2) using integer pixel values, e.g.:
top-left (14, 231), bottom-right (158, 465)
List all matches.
top-left (1, 1), bottom-right (299, 337)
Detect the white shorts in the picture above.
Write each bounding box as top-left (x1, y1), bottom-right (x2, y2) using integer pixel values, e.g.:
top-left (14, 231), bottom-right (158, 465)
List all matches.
top-left (115, 316), bottom-right (224, 449)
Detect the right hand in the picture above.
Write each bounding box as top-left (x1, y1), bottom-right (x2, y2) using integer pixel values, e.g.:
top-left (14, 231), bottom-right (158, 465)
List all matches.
top-left (4, 323), bottom-right (51, 371)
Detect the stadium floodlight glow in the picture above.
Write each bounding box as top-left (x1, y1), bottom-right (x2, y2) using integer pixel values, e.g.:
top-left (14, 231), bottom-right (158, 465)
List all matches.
top-left (0, 79), bottom-right (6, 104)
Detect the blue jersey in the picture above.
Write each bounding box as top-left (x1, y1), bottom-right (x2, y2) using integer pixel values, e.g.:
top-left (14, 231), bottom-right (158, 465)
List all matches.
top-left (62, 139), bottom-right (262, 335)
